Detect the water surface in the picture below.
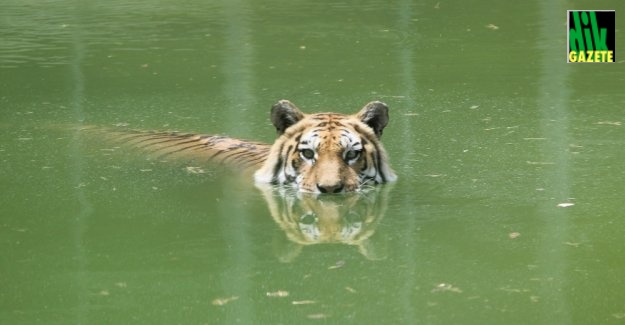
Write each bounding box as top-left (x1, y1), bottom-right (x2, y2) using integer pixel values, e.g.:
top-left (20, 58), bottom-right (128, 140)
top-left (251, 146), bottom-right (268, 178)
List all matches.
top-left (2, 0), bottom-right (625, 323)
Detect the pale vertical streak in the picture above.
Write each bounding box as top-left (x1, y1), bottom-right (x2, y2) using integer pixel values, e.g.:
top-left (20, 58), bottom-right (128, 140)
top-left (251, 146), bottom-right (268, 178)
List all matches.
top-left (68, 12), bottom-right (91, 325)
top-left (536, 1), bottom-right (571, 322)
top-left (396, 0), bottom-right (418, 320)
top-left (221, 0), bottom-right (255, 119)
top-left (217, 0), bottom-right (256, 322)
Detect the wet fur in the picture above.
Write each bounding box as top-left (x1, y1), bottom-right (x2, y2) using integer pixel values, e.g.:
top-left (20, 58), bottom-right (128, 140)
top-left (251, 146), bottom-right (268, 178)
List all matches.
top-left (255, 100), bottom-right (396, 193)
top-left (87, 100), bottom-right (396, 193)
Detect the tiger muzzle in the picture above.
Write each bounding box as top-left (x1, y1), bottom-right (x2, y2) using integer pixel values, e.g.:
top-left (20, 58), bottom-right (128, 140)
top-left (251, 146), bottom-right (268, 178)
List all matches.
top-left (316, 183), bottom-right (345, 194)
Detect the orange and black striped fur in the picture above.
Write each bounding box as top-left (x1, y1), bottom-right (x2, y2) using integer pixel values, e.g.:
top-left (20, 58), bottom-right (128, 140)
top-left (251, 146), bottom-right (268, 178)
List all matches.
top-left (97, 129), bottom-right (271, 170)
top-left (91, 100), bottom-right (396, 193)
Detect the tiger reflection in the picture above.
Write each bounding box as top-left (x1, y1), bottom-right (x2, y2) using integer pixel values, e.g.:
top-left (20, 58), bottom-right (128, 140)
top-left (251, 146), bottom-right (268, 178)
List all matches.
top-left (257, 184), bottom-right (392, 262)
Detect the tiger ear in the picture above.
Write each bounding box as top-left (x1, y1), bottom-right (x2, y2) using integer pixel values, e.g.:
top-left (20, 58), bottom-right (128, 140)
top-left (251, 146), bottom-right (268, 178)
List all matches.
top-left (357, 101), bottom-right (389, 138)
top-left (271, 100), bottom-right (305, 135)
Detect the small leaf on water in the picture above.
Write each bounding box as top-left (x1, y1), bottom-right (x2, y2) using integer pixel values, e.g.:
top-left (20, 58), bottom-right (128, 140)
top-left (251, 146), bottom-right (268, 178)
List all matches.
top-left (266, 290), bottom-right (289, 298)
top-left (211, 296), bottom-right (239, 306)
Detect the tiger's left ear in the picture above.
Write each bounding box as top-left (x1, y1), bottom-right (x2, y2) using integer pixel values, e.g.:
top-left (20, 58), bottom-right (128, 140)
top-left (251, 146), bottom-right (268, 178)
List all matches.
top-left (357, 101), bottom-right (389, 138)
top-left (271, 100), bottom-right (305, 135)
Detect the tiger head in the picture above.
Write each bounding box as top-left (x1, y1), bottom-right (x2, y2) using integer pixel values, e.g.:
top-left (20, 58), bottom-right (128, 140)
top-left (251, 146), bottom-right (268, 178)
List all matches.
top-left (254, 100), bottom-right (397, 193)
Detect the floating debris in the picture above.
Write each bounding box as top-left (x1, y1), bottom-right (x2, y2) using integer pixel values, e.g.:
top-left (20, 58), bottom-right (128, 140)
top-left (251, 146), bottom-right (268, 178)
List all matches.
top-left (345, 286), bottom-right (357, 293)
top-left (526, 161), bottom-right (554, 165)
top-left (328, 260), bottom-right (345, 269)
top-left (486, 24), bottom-right (499, 30)
top-left (424, 174), bottom-right (446, 178)
top-left (292, 300), bottom-right (316, 305)
top-left (266, 290), bottom-right (289, 298)
top-left (557, 203), bottom-right (575, 208)
top-left (509, 232), bottom-right (521, 239)
top-left (185, 166), bottom-right (205, 174)
top-left (211, 296), bottom-right (239, 306)
top-left (307, 313), bottom-right (330, 320)
top-left (498, 286), bottom-right (529, 293)
top-left (431, 283), bottom-right (462, 293)
top-left (595, 121), bottom-right (621, 126)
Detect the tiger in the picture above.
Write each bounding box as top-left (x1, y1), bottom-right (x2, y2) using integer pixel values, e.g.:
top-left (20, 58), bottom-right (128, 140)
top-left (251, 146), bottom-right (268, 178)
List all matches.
top-left (88, 100), bottom-right (397, 193)
top-left (255, 100), bottom-right (397, 193)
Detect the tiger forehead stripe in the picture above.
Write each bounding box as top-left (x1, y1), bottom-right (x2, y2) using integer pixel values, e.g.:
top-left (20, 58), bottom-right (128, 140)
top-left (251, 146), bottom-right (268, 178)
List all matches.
top-left (316, 120), bottom-right (346, 127)
top-left (340, 131), bottom-right (362, 148)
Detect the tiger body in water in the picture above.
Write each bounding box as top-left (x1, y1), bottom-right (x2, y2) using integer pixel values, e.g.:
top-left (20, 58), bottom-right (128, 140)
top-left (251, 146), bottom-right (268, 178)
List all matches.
top-left (95, 100), bottom-right (396, 193)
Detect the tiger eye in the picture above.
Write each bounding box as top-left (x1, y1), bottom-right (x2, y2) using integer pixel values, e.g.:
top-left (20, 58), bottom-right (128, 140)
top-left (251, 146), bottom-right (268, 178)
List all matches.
top-left (300, 149), bottom-right (315, 160)
top-left (345, 150), bottom-right (360, 160)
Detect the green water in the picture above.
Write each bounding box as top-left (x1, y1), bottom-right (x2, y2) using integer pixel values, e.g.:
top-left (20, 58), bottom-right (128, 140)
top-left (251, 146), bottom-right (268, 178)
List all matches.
top-left (2, 0), bottom-right (625, 323)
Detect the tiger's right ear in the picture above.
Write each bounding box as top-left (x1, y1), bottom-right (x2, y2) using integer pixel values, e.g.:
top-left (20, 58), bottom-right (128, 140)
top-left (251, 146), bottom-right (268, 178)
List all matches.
top-left (271, 100), bottom-right (305, 135)
top-left (357, 101), bottom-right (389, 138)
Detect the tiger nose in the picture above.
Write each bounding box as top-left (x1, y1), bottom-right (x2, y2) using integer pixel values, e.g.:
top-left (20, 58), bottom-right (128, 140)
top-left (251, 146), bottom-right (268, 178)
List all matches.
top-left (316, 183), bottom-right (344, 193)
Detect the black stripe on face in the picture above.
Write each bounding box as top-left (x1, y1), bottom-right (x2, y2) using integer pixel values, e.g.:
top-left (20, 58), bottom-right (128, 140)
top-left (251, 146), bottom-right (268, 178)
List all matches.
top-left (291, 156), bottom-right (300, 171)
top-left (375, 149), bottom-right (386, 182)
top-left (282, 144), bottom-right (295, 183)
top-left (360, 149), bottom-right (368, 171)
top-left (271, 141), bottom-right (286, 183)
top-left (353, 124), bottom-right (386, 182)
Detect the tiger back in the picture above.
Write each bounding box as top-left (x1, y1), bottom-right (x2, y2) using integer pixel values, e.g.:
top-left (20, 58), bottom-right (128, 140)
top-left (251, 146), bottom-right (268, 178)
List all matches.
top-left (88, 128), bottom-right (270, 170)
